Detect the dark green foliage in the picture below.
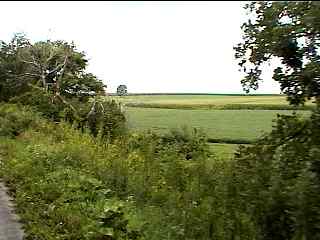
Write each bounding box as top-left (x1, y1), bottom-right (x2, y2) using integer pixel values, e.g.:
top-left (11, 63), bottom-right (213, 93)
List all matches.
top-left (2, 100), bottom-right (320, 240)
top-left (0, 33), bottom-right (32, 102)
top-left (0, 102), bottom-right (290, 240)
top-left (117, 85), bottom-right (128, 96)
top-left (100, 100), bottom-right (127, 142)
top-left (235, 1), bottom-right (320, 105)
top-left (61, 72), bottom-right (106, 100)
top-left (9, 88), bottom-right (65, 121)
top-left (0, 104), bottom-right (40, 137)
top-left (0, 33), bottom-right (110, 140)
top-left (1, 6), bottom-right (320, 237)
top-left (158, 127), bottom-right (211, 160)
top-left (99, 205), bottom-right (143, 240)
top-left (0, 33), bottom-right (105, 102)
top-left (232, 108), bottom-right (320, 240)
top-left (7, 88), bottom-right (127, 141)
top-left (231, 2), bottom-right (320, 239)
top-left (207, 137), bottom-right (254, 144)
top-left (0, 105), bottom-right (225, 239)
top-left (68, 98), bottom-right (127, 141)
top-left (0, 106), bottom-right (141, 239)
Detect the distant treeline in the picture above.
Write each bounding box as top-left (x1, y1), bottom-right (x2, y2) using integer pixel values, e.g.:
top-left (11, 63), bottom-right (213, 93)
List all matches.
top-left (125, 103), bottom-right (315, 111)
top-left (108, 93), bottom-right (283, 96)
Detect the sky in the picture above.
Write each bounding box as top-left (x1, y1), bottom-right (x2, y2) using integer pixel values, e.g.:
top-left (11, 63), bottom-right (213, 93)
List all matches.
top-left (0, 1), bottom-right (281, 94)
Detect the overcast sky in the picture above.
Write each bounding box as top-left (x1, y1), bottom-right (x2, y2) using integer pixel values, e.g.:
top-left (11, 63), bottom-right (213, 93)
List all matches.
top-left (0, 1), bottom-right (281, 93)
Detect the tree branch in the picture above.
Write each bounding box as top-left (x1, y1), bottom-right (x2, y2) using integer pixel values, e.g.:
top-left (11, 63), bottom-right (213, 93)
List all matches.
top-left (19, 72), bottom-right (41, 77)
top-left (46, 47), bottom-right (55, 63)
top-left (86, 99), bottom-right (97, 119)
top-left (99, 102), bottom-right (105, 113)
top-left (21, 59), bottom-right (41, 68)
top-left (48, 61), bottom-right (66, 75)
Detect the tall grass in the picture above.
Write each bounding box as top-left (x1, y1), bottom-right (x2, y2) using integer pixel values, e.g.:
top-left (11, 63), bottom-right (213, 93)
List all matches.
top-left (2, 104), bottom-right (318, 239)
top-left (1, 104), bottom-right (238, 239)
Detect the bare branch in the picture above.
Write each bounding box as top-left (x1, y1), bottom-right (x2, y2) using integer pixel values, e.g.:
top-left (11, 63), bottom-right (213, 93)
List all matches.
top-left (53, 54), bottom-right (69, 97)
top-left (46, 47), bottom-right (55, 63)
top-left (56, 94), bottom-right (79, 119)
top-left (99, 103), bottom-right (105, 113)
top-left (27, 83), bottom-right (45, 91)
top-left (60, 55), bottom-right (68, 78)
top-left (19, 72), bottom-right (41, 77)
top-left (86, 99), bottom-right (97, 119)
top-left (21, 59), bottom-right (41, 68)
top-left (48, 61), bottom-right (66, 75)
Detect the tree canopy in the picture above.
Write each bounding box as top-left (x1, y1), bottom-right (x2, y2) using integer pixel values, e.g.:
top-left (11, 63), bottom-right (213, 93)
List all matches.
top-left (233, 2), bottom-right (320, 239)
top-left (117, 84), bottom-right (127, 96)
top-left (235, 1), bottom-right (320, 105)
top-left (0, 33), bottom-right (116, 133)
top-left (0, 33), bottom-right (106, 102)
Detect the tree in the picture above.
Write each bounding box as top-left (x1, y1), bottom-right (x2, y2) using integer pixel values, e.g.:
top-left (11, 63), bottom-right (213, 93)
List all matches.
top-left (0, 33), bottom-right (110, 126)
top-left (234, 1), bottom-right (320, 105)
top-left (0, 33), bottom-right (32, 101)
top-left (232, 2), bottom-right (320, 239)
top-left (18, 39), bottom-right (106, 99)
top-left (61, 72), bottom-right (106, 101)
top-left (117, 84), bottom-right (127, 96)
top-left (0, 33), bottom-right (106, 102)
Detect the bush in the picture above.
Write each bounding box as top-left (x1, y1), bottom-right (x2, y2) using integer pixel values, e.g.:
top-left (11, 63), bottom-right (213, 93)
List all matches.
top-left (0, 119), bottom-right (142, 239)
top-left (207, 137), bottom-right (254, 144)
top-left (2, 101), bottom-right (319, 240)
top-left (9, 88), bottom-right (65, 121)
top-left (9, 90), bottom-right (128, 142)
top-left (0, 110), bottom-right (221, 239)
top-left (231, 109), bottom-right (320, 239)
top-left (0, 104), bottom-right (41, 137)
top-left (158, 127), bottom-right (211, 160)
top-left (99, 100), bottom-right (127, 142)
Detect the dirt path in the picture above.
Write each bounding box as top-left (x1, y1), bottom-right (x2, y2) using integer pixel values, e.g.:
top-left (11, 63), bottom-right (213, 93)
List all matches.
top-left (0, 182), bottom-right (24, 240)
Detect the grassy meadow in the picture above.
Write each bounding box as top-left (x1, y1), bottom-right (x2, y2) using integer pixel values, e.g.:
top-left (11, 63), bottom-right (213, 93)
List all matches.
top-left (111, 94), bottom-right (315, 110)
top-left (108, 94), bottom-right (313, 158)
top-left (113, 94), bottom-right (289, 105)
top-left (125, 107), bottom-right (310, 142)
top-left (209, 143), bottom-right (241, 159)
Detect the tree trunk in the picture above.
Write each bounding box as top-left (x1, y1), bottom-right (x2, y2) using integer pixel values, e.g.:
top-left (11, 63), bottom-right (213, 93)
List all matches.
top-left (41, 73), bottom-right (47, 92)
top-left (315, 96), bottom-right (320, 107)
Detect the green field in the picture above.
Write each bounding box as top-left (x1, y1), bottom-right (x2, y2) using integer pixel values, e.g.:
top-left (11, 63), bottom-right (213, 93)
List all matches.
top-left (114, 94), bottom-right (288, 105)
top-left (111, 94), bottom-right (315, 109)
top-left (125, 107), bottom-right (310, 142)
top-left (209, 143), bottom-right (241, 159)
top-left (114, 94), bottom-right (313, 158)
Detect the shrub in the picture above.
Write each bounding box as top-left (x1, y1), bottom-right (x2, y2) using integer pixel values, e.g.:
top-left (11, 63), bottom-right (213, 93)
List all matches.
top-left (158, 127), bottom-right (211, 160)
top-left (3, 100), bottom-right (319, 240)
top-left (99, 100), bottom-right (127, 142)
top-left (9, 88), bottom-right (65, 121)
top-left (0, 119), bottom-right (142, 239)
top-left (232, 108), bottom-right (320, 239)
top-left (0, 104), bottom-right (41, 137)
top-left (62, 98), bottom-right (128, 142)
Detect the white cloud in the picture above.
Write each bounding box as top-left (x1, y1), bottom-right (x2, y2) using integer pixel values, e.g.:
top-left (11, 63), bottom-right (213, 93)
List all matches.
top-left (0, 1), bottom-right (280, 94)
